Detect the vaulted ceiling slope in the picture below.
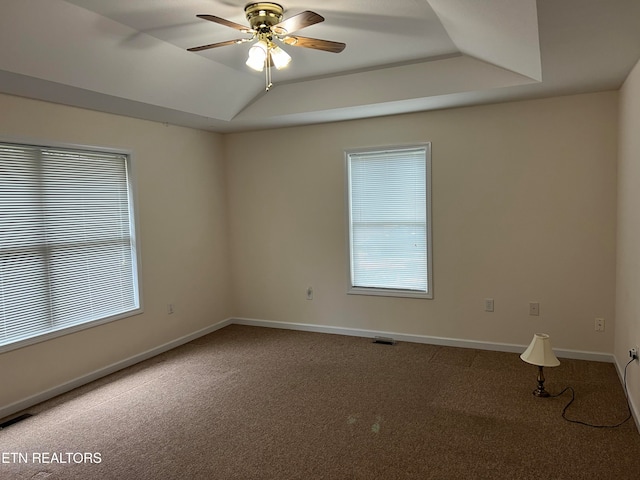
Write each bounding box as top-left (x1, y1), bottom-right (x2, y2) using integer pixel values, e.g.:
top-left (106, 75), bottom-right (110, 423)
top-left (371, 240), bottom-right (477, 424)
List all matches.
top-left (1, 0), bottom-right (639, 132)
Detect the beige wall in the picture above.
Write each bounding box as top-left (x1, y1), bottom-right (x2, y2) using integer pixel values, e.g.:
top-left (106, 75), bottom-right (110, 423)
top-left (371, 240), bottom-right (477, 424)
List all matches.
top-left (0, 93), bottom-right (232, 409)
top-left (616, 58), bottom-right (640, 412)
top-left (0, 89), bottom-right (621, 414)
top-left (225, 92), bottom-right (618, 352)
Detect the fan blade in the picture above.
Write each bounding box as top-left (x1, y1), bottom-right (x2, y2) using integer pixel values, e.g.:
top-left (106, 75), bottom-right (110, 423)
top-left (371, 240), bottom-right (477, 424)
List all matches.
top-left (196, 14), bottom-right (253, 33)
top-left (187, 39), bottom-right (247, 52)
top-left (272, 11), bottom-right (324, 35)
top-left (282, 36), bottom-right (346, 53)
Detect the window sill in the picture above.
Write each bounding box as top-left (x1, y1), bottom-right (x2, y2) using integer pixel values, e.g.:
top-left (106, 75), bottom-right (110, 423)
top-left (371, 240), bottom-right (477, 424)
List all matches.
top-left (347, 287), bottom-right (432, 300)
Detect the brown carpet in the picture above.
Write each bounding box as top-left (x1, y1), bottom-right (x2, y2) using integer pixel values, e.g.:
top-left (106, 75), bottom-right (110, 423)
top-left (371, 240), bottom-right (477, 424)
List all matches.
top-left (1, 324), bottom-right (639, 479)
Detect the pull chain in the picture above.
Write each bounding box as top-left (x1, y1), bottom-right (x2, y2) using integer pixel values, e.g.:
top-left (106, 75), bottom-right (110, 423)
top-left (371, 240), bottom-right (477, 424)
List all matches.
top-left (265, 55), bottom-right (272, 91)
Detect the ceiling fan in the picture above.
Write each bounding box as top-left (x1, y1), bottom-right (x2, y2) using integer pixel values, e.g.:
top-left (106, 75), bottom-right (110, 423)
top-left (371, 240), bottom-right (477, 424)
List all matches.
top-left (187, 2), bottom-right (346, 90)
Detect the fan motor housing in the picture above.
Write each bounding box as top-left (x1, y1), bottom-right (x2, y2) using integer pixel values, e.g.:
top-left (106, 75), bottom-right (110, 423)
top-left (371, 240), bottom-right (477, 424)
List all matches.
top-left (245, 3), bottom-right (284, 30)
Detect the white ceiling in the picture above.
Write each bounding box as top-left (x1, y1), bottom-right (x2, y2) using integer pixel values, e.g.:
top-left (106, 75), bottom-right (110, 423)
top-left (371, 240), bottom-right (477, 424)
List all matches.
top-left (1, 0), bottom-right (639, 132)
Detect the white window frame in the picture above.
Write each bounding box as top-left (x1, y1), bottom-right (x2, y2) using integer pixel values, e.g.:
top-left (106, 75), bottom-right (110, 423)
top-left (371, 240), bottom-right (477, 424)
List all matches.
top-left (345, 143), bottom-right (433, 299)
top-left (0, 137), bottom-right (143, 353)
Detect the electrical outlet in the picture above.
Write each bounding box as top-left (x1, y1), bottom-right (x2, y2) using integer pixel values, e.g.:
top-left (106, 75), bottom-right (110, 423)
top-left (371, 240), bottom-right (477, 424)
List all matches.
top-left (529, 302), bottom-right (540, 316)
top-left (595, 317), bottom-right (605, 332)
top-left (484, 298), bottom-right (494, 312)
top-left (306, 286), bottom-right (313, 300)
top-left (630, 346), bottom-right (639, 360)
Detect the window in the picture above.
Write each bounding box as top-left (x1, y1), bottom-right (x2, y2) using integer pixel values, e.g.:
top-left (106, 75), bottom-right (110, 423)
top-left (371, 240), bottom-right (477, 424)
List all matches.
top-left (0, 140), bottom-right (141, 352)
top-left (346, 144), bottom-right (432, 298)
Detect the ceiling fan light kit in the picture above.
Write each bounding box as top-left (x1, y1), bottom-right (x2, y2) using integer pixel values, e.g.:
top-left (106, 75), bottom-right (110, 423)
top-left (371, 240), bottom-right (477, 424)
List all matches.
top-left (188, 2), bottom-right (345, 91)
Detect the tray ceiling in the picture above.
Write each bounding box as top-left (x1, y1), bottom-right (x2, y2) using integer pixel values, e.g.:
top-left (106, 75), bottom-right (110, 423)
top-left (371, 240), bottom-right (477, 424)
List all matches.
top-left (1, 0), bottom-right (639, 132)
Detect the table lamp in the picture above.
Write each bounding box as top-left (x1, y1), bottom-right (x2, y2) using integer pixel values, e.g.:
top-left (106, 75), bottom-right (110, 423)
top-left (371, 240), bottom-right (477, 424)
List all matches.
top-left (520, 333), bottom-right (560, 397)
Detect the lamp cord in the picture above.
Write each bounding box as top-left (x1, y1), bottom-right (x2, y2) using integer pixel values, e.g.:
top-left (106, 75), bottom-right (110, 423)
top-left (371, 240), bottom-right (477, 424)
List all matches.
top-left (549, 358), bottom-right (634, 428)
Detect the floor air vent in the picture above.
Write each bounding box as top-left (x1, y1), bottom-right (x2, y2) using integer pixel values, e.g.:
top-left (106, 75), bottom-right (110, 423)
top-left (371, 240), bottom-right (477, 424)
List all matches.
top-left (0, 413), bottom-right (33, 430)
top-left (373, 336), bottom-right (396, 345)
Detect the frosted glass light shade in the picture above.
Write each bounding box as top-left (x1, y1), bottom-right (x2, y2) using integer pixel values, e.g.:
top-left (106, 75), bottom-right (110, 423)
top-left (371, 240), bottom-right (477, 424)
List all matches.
top-left (270, 45), bottom-right (291, 69)
top-left (246, 40), bottom-right (268, 71)
top-left (520, 333), bottom-right (560, 367)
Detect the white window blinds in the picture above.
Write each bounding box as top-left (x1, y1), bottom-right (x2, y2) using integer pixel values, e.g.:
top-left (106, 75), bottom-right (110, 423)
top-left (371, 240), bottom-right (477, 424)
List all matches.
top-left (0, 141), bottom-right (140, 351)
top-left (347, 145), bottom-right (432, 297)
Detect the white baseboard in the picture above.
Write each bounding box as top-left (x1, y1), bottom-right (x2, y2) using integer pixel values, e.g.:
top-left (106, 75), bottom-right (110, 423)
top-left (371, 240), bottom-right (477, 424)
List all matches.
top-left (0, 318), bottom-right (233, 421)
top-left (232, 317), bottom-right (615, 363)
top-left (614, 356), bottom-right (640, 432)
top-left (1, 316), bottom-right (617, 422)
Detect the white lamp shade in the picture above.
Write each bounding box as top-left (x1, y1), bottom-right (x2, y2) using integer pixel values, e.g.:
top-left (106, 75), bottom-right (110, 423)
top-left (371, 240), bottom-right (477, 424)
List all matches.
top-left (270, 45), bottom-right (291, 70)
top-left (520, 333), bottom-right (560, 367)
top-left (246, 40), bottom-right (268, 71)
